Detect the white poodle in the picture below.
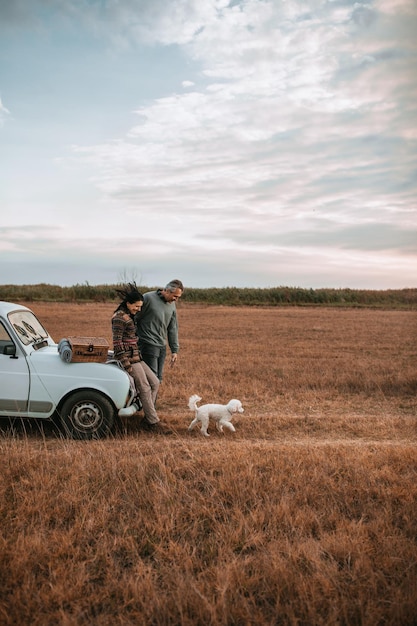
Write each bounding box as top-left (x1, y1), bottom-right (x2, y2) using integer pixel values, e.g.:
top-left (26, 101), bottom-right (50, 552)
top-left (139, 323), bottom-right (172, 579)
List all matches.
top-left (187, 394), bottom-right (244, 437)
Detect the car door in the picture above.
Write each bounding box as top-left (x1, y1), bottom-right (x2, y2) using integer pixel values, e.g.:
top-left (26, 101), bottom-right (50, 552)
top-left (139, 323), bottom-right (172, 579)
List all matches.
top-left (0, 320), bottom-right (30, 414)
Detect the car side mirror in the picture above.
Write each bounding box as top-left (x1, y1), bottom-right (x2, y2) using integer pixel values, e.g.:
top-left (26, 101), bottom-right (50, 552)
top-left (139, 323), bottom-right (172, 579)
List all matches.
top-left (4, 343), bottom-right (16, 356)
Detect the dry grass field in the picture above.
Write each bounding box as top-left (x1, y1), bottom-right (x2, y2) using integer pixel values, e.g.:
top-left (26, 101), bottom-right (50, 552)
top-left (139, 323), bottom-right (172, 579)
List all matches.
top-left (1, 303), bottom-right (416, 625)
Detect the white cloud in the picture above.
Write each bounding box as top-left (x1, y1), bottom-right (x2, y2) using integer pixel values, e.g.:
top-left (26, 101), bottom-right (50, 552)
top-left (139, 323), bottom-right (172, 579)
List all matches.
top-left (0, 96), bottom-right (10, 126)
top-left (0, 0), bottom-right (416, 287)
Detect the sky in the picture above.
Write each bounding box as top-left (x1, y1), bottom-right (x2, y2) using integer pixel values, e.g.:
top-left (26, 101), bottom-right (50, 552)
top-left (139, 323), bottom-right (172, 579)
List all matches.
top-left (0, 0), bottom-right (416, 290)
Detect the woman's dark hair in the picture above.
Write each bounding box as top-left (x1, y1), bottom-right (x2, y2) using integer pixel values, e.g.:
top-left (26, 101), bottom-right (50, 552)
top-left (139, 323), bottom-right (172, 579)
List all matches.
top-left (115, 282), bottom-right (144, 309)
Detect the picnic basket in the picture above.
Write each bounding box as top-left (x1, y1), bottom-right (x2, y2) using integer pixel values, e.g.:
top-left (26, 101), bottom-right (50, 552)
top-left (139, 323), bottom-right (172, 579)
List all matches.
top-left (67, 336), bottom-right (109, 363)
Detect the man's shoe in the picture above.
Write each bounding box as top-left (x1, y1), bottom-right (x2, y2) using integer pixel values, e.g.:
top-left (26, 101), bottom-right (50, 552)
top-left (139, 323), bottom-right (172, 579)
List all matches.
top-left (118, 403), bottom-right (139, 418)
top-left (142, 421), bottom-right (173, 435)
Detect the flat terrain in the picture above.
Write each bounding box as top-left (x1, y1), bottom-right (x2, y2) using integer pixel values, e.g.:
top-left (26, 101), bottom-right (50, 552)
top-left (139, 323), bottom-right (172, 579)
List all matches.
top-left (10, 301), bottom-right (416, 437)
top-left (1, 303), bottom-right (416, 625)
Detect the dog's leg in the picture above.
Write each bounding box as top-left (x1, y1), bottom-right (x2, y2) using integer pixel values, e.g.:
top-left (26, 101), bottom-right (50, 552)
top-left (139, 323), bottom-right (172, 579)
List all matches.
top-left (200, 416), bottom-right (210, 437)
top-left (220, 420), bottom-right (236, 433)
top-left (188, 416), bottom-right (199, 431)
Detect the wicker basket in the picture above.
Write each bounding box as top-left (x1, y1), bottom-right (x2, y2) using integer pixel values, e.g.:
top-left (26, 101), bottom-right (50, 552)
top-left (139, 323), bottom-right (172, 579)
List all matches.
top-left (67, 336), bottom-right (109, 363)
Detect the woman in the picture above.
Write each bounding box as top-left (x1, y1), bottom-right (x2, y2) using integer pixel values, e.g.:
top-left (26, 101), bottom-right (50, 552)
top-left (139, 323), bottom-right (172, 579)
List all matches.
top-left (112, 283), bottom-right (172, 434)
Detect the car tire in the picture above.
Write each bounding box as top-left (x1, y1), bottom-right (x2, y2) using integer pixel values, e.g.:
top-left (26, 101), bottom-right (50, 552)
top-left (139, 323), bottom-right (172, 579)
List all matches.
top-left (59, 391), bottom-right (115, 440)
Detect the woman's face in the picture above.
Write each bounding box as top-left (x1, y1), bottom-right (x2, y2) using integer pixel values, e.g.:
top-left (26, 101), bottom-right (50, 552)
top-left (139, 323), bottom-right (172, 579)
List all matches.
top-left (126, 300), bottom-right (143, 315)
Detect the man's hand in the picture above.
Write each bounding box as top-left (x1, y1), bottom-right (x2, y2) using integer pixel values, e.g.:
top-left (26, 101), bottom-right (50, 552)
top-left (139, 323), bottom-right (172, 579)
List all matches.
top-left (170, 353), bottom-right (178, 367)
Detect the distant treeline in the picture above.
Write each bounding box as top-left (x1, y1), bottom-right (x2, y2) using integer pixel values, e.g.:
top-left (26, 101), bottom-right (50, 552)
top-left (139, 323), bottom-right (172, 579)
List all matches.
top-left (0, 283), bottom-right (416, 308)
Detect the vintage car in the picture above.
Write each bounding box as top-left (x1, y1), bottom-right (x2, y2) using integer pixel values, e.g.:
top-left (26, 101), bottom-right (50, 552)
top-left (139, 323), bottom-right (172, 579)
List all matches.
top-left (0, 301), bottom-right (136, 439)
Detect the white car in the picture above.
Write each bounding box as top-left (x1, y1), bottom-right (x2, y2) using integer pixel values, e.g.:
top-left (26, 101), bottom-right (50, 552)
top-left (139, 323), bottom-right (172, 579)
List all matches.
top-left (0, 301), bottom-right (136, 439)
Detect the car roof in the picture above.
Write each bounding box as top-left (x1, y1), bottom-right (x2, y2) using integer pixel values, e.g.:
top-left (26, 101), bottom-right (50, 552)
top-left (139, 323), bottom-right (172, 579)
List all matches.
top-left (0, 301), bottom-right (32, 315)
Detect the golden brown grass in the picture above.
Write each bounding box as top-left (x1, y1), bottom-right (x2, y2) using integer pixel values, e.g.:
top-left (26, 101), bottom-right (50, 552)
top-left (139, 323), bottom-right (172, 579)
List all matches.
top-left (1, 304), bottom-right (416, 625)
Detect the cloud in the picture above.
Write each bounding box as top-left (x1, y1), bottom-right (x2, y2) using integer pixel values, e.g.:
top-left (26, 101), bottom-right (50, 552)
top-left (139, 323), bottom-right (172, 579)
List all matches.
top-left (0, 96), bottom-right (10, 126)
top-left (63, 1), bottom-right (415, 283)
top-left (1, 221), bottom-right (415, 290)
top-left (1, 0), bottom-right (416, 288)
top-left (218, 221), bottom-right (417, 253)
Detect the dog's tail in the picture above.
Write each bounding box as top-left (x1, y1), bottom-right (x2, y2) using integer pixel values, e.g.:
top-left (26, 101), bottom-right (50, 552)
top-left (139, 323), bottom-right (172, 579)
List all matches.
top-left (188, 394), bottom-right (202, 411)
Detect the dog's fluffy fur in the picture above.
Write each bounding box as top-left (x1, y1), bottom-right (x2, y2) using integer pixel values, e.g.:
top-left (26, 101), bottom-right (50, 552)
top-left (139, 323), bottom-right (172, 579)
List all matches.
top-left (188, 394), bottom-right (244, 437)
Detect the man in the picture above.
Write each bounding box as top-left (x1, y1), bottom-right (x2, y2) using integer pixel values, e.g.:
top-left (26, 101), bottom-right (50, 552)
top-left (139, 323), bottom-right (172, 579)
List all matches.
top-left (135, 279), bottom-right (184, 381)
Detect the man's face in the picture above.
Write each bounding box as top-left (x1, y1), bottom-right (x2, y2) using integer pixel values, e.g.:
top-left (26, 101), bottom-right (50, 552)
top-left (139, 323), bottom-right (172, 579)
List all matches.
top-left (162, 288), bottom-right (183, 303)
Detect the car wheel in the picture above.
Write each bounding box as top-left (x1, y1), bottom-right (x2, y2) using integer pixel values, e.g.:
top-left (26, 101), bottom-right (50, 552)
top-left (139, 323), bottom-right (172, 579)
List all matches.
top-left (59, 391), bottom-right (115, 440)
